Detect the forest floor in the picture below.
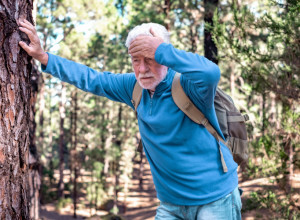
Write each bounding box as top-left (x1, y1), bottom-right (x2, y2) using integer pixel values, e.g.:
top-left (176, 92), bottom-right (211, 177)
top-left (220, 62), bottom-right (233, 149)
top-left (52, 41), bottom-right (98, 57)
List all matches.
top-left (40, 158), bottom-right (300, 220)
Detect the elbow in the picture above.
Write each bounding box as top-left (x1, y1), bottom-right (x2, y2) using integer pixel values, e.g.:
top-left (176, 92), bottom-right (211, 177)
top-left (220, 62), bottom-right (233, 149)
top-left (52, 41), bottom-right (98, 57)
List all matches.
top-left (205, 62), bottom-right (220, 85)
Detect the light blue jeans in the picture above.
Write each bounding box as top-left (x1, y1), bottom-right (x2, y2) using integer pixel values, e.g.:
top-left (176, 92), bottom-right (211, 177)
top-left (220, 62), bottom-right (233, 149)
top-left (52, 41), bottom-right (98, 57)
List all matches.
top-left (155, 186), bottom-right (242, 220)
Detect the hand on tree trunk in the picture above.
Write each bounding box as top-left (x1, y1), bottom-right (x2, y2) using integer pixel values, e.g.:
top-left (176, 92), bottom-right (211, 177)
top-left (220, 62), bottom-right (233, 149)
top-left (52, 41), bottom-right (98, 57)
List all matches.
top-left (18, 19), bottom-right (48, 66)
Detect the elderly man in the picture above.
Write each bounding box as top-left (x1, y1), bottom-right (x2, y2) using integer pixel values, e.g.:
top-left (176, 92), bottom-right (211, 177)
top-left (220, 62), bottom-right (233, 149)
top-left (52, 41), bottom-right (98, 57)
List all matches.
top-left (19, 20), bottom-right (242, 219)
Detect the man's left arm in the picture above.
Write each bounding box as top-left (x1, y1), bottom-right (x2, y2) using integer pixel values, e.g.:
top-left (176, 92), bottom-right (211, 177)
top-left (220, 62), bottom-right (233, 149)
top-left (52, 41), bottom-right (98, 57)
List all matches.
top-left (155, 43), bottom-right (220, 111)
top-left (129, 34), bottom-right (220, 113)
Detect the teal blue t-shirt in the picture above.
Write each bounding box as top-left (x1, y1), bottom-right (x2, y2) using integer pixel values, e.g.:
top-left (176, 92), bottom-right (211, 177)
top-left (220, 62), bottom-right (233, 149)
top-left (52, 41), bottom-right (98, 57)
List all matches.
top-left (42, 43), bottom-right (238, 205)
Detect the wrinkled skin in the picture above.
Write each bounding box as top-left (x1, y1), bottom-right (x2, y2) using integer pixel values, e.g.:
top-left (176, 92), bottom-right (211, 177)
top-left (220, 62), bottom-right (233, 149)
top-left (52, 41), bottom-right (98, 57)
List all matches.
top-left (129, 29), bottom-right (168, 92)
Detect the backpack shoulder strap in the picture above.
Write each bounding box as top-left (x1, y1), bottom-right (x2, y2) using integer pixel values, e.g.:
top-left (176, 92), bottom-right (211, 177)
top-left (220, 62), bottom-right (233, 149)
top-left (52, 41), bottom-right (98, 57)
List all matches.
top-left (131, 81), bottom-right (143, 112)
top-left (172, 72), bottom-right (228, 172)
top-left (172, 73), bottom-right (225, 144)
top-left (131, 81), bottom-right (143, 152)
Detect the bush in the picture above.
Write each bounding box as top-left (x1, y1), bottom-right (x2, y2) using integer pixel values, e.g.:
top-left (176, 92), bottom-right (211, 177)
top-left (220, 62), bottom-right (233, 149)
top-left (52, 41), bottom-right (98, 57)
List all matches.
top-left (242, 189), bottom-right (299, 219)
top-left (56, 198), bottom-right (73, 211)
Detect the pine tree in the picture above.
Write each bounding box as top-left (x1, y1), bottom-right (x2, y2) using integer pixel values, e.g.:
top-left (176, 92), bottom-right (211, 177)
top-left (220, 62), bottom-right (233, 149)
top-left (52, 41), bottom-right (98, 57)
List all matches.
top-left (0, 0), bottom-right (34, 218)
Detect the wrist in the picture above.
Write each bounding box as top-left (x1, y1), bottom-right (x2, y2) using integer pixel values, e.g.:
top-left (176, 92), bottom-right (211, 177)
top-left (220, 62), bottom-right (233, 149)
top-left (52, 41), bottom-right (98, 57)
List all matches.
top-left (38, 52), bottom-right (48, 66)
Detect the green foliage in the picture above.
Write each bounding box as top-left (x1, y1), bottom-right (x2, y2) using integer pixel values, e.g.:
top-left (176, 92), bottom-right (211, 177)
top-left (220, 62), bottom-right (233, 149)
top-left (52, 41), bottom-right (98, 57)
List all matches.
top-left (243, 190), bottom-right (300, 219)
top-left (213, 0), bottom-right (299, 100)
top-left (101, 214), bottom-right (126, 220)
top-left (86, 180), bottom-right (106, 208)
top-left (110, 205), bottom-right (119, 215)
top-left (211, 2), bottom-right (299, 217)
top-left (56, 198), bottom-right (73, 211)
top-left (40, 184), bottom-right (57, 204)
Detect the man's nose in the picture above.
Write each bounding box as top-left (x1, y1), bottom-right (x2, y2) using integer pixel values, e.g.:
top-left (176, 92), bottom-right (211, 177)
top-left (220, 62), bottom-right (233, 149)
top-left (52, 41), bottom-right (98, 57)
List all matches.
top-left (139, 60), bottom-right (149, 73)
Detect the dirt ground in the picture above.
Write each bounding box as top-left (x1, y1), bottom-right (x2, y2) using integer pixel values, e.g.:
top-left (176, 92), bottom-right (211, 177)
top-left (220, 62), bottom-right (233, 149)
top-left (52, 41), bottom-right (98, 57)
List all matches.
top-left (40, 160), bottom-right (300, 220)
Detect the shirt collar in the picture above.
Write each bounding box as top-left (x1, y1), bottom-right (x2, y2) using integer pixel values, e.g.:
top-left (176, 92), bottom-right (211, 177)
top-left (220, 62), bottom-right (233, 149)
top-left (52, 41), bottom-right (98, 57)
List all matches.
top-left (152, 68), bottom-right (175, 95)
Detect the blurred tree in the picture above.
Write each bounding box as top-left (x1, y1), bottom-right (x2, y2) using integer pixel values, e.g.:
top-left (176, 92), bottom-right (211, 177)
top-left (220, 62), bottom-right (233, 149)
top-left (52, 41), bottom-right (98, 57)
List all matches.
top-left (212, 0), bottom-right (299, 217)
top-left (29, 63), bottom-right (42, 220)
top-left (58, 83), bottom-right (66, 198)
top-left (204, 0), bottom-right (218, 63)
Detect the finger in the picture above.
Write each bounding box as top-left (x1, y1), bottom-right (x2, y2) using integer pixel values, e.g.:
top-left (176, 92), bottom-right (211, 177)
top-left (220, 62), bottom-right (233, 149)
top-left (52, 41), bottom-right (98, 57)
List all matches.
top-left (19, 26), bottom-right (33, 39)
top-left (23, 19), bottom-right (34, 27)
top-left (129, 38), bottom-right (146, 51)
top-left (20, 20), bottom-right (36, 33)
top-left (129, 50), bottom-right (143, 58)
top-left (130, 48), bottom-right (150, 58)
top-left (19, 41), bottom-right (31, 54)
top-left (129, 45), bottom-right (146, 55)
top-left (129, 43), bottom-right (144, 54)
top-left (19, 26), bottom-right (37, 43)
top-left (150, 28), bottom-right (160, 38)
top-left (19, 26), bottom-right (32, 35)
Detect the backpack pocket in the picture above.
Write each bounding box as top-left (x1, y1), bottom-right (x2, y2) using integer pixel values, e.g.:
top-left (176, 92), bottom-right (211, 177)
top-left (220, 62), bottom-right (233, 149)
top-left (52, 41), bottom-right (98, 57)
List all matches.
top-left (227, 112), bottom-right (247, 140)
top-left (227, 137), bottom-right (248, 165)
top-left (226, 111), bottom-right (248, 165)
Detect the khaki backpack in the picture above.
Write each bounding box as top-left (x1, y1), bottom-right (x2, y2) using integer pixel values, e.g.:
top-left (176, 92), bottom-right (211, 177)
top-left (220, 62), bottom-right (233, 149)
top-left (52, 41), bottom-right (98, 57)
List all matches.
top-left (131, 72), bottom-right (249, 173)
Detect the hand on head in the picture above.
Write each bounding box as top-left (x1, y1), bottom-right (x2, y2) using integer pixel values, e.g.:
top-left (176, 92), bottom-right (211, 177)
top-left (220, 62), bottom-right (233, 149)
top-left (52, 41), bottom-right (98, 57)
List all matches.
top-left (18, 19), bottom-right (48, 65)
top-left (128, 28), bottom-right (164, 59)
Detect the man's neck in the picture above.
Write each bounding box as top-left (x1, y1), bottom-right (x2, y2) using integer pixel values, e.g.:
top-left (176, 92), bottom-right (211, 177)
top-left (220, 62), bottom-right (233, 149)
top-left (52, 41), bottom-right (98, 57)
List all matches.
top-left (148, 89), bottom-right (155, 98)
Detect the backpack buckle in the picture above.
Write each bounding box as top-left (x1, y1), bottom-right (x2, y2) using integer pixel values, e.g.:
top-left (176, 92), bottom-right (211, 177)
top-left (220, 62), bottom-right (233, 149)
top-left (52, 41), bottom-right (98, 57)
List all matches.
top-left (131, 99), bottom-right (135, 107)
top-left (243, 114), bottom-right (249, 121)
top-left (201, 118), bottom-right (208, 126)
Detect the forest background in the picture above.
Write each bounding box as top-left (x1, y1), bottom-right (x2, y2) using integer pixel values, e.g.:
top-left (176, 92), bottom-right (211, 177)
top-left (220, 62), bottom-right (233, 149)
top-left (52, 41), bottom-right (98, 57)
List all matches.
top-left (0, 0), bottom-right (299, 219)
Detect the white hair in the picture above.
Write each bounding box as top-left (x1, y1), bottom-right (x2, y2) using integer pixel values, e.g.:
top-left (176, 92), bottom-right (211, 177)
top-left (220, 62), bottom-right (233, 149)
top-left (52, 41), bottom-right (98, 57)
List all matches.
top-left (125, 23), bottom-right (170, 48)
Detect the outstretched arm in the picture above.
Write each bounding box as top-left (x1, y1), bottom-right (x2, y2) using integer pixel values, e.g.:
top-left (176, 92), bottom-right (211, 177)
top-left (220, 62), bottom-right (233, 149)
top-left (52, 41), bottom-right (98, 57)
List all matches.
top-left (18, 20), bottom-right (136, 108)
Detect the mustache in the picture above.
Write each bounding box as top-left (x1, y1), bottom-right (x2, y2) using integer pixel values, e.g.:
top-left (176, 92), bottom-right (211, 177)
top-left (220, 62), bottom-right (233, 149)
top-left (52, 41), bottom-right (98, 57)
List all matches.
top-left (138, 72), bottom-right (154, 79)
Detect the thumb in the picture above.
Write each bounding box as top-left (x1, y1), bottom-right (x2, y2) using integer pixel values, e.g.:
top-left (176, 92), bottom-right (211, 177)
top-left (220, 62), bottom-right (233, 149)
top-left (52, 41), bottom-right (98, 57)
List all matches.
top-left (19, 41), bottom-right (31, 54)
top-left (150, 28), bottom-right (160, 38)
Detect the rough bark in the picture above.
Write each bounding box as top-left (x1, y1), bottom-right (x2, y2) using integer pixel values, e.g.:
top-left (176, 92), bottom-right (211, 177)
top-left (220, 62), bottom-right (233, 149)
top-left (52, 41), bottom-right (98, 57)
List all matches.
top-left (204, 0), bottom-right (218, 64)
top-left (38, 78), bottom-right (45, 146)
top-left (0, 0), bottom-right (33, 219)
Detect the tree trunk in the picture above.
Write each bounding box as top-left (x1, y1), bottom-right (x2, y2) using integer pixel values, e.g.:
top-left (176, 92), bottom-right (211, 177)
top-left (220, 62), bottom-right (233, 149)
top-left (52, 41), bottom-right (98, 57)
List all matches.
top-left (139, 150), bottom-right (144, 190)
top-left (163, 0), bottom-right (171, 30)
top-left (38, 76), bottom-right (45, 147)
top-left (230, 66), bottom-right (235, 98)
top-left (0, 1), bottom-right (33, 218)
top-left (58, 83), bottom-right (66, 199)
top-left (70, 90), bottom-right (78, 218)
top-left (262, 93), bottom-right (266, 136)
top-left (204, 0), bottom-right (218, 64)
top-left (103, 101), bottom-right (113, 178)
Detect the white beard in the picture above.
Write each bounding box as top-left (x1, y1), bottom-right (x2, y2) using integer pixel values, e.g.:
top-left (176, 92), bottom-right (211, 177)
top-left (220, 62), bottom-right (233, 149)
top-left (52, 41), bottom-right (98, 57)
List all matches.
top-left (137, 72), bottom-right (161, 91)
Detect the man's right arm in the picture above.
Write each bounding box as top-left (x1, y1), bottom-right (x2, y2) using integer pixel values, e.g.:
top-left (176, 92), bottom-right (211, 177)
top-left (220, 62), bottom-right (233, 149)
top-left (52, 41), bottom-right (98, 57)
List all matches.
top-left (19, 19), bottom-right (136, 108)
top-left (42, 53), bottom-right (136, 106)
